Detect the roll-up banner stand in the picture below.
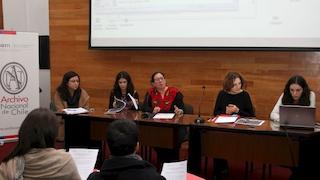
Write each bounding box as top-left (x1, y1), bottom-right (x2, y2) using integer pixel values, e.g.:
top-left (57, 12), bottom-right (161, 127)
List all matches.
top-left (0, 31), bottom-right (39, 145)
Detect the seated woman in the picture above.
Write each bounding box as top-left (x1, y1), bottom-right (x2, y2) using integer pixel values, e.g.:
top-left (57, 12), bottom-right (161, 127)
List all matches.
top-left (108, 71), bottom-right (139, 110)
top-left (0, 108), bottom-right (81, 180)
top-left (270, 75), bottom-right (315, 122)
top-left (142, 72), bottom-right (184, 115)
top-left (54, 71), bottom-right (89, 111)
top-left (213, 72), bottom-right (255, 179)
top-left (214, 72), bottom-right (255, 117)
top-left (142, 72), bottom-right (185, 165)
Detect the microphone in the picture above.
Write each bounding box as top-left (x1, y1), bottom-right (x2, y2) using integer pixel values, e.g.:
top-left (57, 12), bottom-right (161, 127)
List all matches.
top-left (194, 85), bottom-right (206, 124)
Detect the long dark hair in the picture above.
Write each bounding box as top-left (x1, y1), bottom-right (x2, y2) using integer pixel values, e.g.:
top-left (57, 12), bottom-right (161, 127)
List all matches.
top-left (112, 71), bottom-right (135, 98)
top-left (3, 108), bottom-right (59, 162)
top-left (282, 75), bottom-right (311, 105)
top-left (57, 71), bottom-right (81, 107)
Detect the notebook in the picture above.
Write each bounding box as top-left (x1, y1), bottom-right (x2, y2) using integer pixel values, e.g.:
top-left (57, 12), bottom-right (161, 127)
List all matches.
top-left (279, 105), bottom-right (315, 129)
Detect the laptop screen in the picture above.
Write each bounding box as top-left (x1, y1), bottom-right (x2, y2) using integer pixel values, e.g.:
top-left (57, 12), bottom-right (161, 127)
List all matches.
top-left (279, 105), bottom-right (316, 129)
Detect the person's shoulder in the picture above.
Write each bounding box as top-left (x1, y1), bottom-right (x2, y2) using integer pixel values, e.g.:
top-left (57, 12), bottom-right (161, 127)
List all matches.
top-left (168, 87), bottom-right (180, 93)
top-left (241, 90), bottom-right (250, 95)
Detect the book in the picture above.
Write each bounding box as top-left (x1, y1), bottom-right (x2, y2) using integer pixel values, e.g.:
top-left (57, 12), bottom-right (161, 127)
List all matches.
top-left (235, 118), bottom-right (265, 126)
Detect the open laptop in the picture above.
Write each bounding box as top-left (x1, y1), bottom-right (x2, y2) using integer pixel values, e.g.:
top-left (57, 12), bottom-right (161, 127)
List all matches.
top-left (279, 105), bottom-right (316, 130)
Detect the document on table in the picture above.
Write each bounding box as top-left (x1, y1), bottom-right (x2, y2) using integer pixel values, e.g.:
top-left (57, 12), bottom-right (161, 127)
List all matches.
top-left (161, 160), bottom-right (187, 180)
top-left (128, 93), bottom-right (138, 110)
top-left (68, 148), bottom-right (99, 180)
top-left (153, 113), bottom-right (175, 119)
top-left (235, 118), bottom-right (265, 126)
top-left (214, 115), bottom-right (238, 123)
top-left (63, 107), bottom-right (88, 115)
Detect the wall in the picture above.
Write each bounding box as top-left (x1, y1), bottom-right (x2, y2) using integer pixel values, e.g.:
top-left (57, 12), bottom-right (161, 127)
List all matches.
top-left (49, 0), bottom-right (320, 119)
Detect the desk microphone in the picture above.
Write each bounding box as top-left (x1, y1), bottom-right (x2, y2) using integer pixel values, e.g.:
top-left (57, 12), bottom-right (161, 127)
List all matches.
top-left (194, 85), bottom-right (206, 124)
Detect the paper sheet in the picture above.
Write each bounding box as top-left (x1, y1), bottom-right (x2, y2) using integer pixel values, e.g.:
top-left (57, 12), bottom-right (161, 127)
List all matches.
top-left (214, 115), bottom-right (238, 123)
top-left (128, 93), bottom-right (138, 110)
top-left (68, 148), bottom-right (99, 180)
top-left (153, 113), bottom-right (175, 119)
top-left (161, 160), bottom-right (187, 180)
top-left (63, 107), bottom-right (88, 115)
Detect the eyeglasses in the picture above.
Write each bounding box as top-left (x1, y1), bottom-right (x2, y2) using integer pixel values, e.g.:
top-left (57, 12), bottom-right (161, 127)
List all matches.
top-left (154, 77), bottom-right (164, 82)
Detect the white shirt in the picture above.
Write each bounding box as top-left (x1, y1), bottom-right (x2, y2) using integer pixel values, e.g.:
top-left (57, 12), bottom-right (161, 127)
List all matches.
top-left (270, 91), bottom-right (316, 122)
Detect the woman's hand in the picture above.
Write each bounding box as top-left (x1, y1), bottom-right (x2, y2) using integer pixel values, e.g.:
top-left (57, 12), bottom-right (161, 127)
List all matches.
top-left (226, 104), bottom-right (239, 114)
top-left (174, 105), bottom-right (184, 115)
top-left (153, 106), bottom-right (161, 114)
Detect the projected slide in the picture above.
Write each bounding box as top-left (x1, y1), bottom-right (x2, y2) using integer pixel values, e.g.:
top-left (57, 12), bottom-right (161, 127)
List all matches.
top-left (90, 0), bottom-right (320, 48)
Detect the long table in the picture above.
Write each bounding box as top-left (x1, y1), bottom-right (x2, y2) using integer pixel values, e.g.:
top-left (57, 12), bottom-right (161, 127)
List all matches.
top-left (62, 110), bottom-right (193, 150)
top-left (61, 110), bottom-right (320, 179)
top-left (187, 120), bottom-right (320, 179)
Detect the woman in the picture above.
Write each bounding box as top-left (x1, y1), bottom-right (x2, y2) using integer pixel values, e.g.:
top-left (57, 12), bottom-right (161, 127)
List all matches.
top-left (142, 72), bottom-right (185, 166)
top-left (142, 72), bottom-right (184, 114)
top-left (54, 71), bottom-right (89, 112)
top-left (270, 75), bottom-right (315, 122)
top-left (213, 72), bottom-right (255, 117)
top-left (0, 108), bottom-right (81, 180)
top-left (212, 72), bottom-right (255, 179)
top-left (108, 71), bottom-right (139, 110)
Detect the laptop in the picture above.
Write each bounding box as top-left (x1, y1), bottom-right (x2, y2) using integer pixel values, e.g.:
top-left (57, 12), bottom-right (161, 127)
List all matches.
top-left (279, 105), bottom-right (316, 130)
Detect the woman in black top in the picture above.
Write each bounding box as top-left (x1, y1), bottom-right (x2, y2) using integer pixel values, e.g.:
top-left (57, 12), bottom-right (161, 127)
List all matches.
top-left (213, 72), bottom-right (255, 117)
top-left (108, 71), bottom-right (139, 110)
top-left (212, 72), bottom-right (255, 179)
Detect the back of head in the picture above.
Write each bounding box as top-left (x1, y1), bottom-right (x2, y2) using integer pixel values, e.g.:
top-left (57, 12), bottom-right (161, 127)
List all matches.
top-left (107, 120), bottom-right (139, 156)
top-left (3, 108), bottom-right (59, 162)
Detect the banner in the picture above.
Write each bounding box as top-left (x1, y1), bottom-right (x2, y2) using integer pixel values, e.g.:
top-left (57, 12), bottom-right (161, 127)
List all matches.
top-left (0, 31), bottom-right (39, 142)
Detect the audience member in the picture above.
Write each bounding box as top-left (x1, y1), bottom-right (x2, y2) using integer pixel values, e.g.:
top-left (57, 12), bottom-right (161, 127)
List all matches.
top-left (0, 108), bottom-right (81, 180)
top-left (87, 120), bottom-right (165, 180)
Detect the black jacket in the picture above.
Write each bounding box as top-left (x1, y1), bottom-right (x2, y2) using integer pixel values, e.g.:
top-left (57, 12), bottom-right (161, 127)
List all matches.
top-left (87, 157), bottom-right (166, 180)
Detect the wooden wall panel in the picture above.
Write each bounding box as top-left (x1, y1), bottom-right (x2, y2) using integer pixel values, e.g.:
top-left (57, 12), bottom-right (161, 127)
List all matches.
top-left (50, 0), bottom-right (320, 120)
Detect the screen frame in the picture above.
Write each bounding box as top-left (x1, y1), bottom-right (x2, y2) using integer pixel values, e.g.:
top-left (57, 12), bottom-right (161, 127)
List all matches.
top-left (88, 0), bottom-right (320, 51)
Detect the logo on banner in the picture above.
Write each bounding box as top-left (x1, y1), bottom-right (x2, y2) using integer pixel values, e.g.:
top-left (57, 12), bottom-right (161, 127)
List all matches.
top-left (0, 62), bottom-right (28, 95)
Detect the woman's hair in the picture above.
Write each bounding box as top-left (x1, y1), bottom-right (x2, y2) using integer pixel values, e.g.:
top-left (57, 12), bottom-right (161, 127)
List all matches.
top-left (282, 75), bottom-right (311, 105)
top-left (3, 108), bottom-right (59, 162)
top-left (113, 71), bottom-right (135, 98)
top-left (223, 72), bottom-right (246, 92)
top-left (150, 72), bottom-right (165, 83)
top-left (56, 71), bottom-right (81, 107)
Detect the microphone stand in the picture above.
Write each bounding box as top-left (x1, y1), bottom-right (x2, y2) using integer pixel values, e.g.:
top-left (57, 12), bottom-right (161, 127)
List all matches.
top-left (195, 85), bottom-right (205, 124)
